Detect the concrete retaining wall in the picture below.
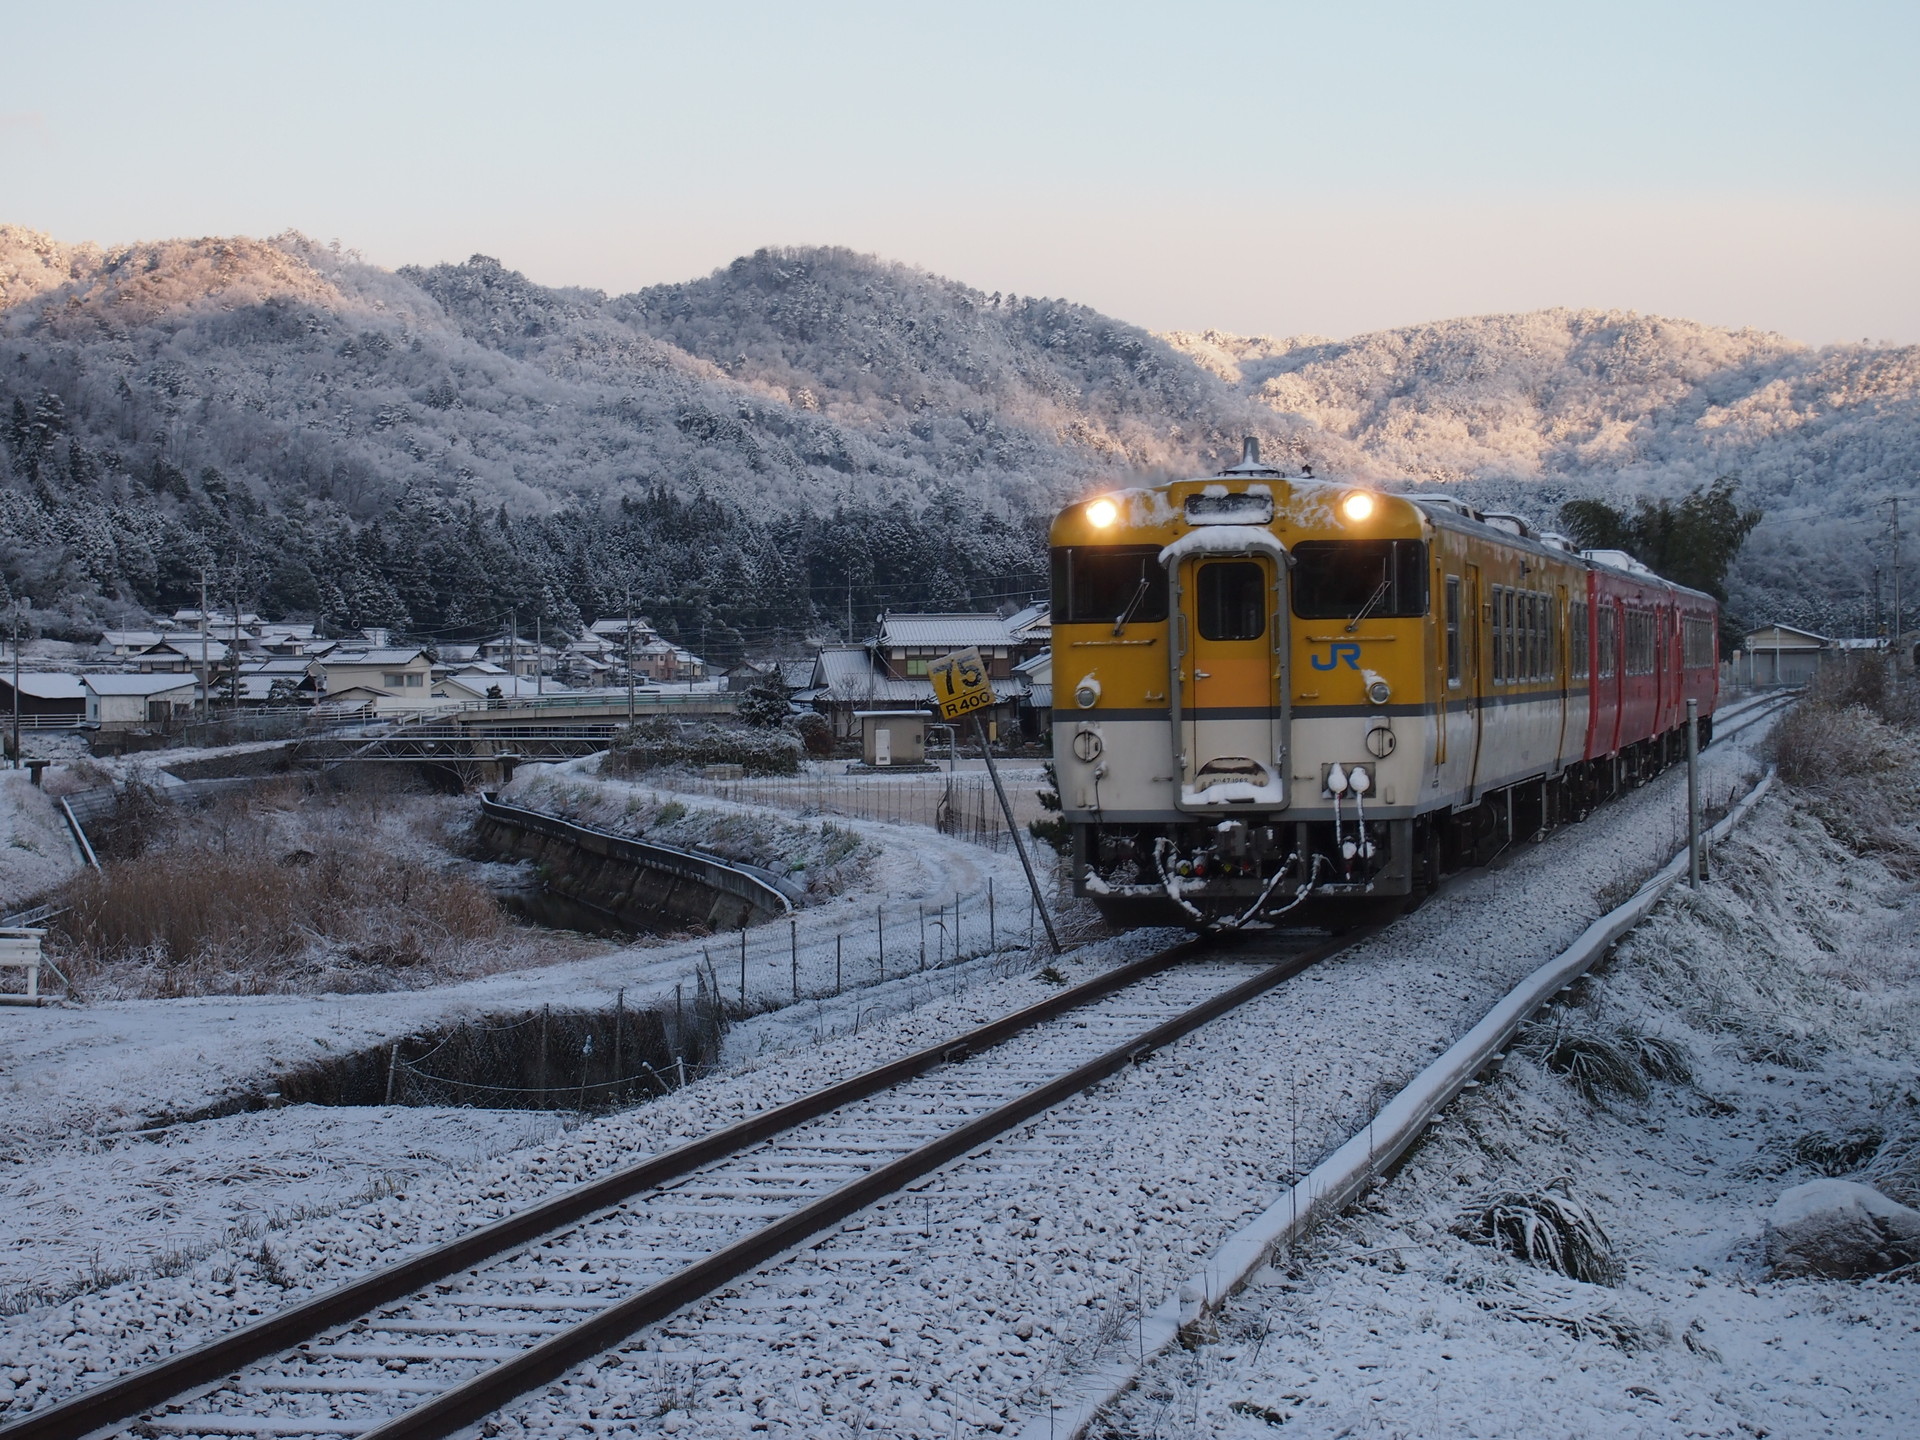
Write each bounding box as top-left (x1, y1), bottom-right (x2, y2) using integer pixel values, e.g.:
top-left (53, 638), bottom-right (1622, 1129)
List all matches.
top-left (473, 795), bottom-right (800, 934)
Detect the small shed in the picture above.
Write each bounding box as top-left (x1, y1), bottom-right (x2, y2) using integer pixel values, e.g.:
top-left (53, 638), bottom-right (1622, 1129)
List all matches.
top-left (857, 710), bottom-right (927, 768)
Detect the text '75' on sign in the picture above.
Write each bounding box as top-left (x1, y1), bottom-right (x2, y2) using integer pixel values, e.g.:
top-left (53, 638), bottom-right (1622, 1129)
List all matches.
top-left (929, 646), bottom-right (996, 721)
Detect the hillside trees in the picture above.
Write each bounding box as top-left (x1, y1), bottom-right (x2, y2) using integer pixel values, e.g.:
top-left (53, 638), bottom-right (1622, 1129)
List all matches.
top-left (1560, 477), bottom-right (1763, 640)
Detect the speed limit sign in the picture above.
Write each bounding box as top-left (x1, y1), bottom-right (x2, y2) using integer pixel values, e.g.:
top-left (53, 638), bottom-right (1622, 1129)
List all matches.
top-left (927, 646), bottom-right (996, 722)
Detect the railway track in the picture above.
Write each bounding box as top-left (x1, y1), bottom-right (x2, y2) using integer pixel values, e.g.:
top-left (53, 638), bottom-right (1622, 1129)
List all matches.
top-left (3, 930), bottom-right (1364, 1440)
top-left (7, 692), bottom-right (1794, 1440)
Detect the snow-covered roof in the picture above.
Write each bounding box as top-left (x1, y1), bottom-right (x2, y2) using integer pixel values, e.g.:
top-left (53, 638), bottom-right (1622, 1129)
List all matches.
top-left (139, 638), bottom-right (232, 663)
top-left (98, 630), bottom-right (165, 649)
top-left (1004, 602), bottom-right (1051, 640)
top-left (84, 673), bottom-right (199, 696)
top-left (1743, 624), bottom-right (1830, 648)
top-left (449, 659), bottom-right (510, 676)
top-left (1028, 684), bottom-right (1053, 710)
top-left (238, 658), bottom-right (315, 674)
top-left (437, 674), bottom-right (567, 699)
top-left (322, 648), bottom-right (432, 667)
top-left (812, 646), bottom-right (932, 703)
top-left (1, 673), bottom-right (86, 700)
top-left (876, 613), bottom-right (1014, 650)
top-left (590, 618), bottom-right (658, 636)
top-left (1013, 649), bottom-right (1052, 682)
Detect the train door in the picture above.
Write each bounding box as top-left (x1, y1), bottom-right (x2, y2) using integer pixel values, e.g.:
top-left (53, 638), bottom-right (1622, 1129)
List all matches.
top-left (1465, 562), bottom-right (1486, 795)
top-left (1170, 552), bottom-right (1286, 808)
top-left (1553, 582), bottom-right (1573, 766)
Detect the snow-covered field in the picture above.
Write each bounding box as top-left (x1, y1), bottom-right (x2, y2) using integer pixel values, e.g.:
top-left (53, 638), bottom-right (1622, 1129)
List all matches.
top-left (0, 720), bottom-right (1803, 1435)
top-left (1093, 787), bottom-right (1920, 1438)
top-left (0, 770), bottom-right (84, 913)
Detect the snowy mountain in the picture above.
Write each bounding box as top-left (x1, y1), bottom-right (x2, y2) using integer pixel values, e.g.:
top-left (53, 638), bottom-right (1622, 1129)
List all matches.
top-left (2, 223), bottom-right (1912, 642)
top-left (1164, 314), bottom-right (1920, 633)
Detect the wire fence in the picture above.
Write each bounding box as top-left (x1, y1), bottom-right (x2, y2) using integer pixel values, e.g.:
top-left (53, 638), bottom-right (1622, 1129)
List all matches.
top-left (275, 876), bottom-right (1066, 1112)
top-left (662, 768), bottom-right (1050, 852)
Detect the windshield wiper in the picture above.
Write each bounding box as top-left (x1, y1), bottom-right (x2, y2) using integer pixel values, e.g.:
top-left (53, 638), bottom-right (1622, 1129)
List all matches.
top-left (1113, 577), bottom-right (1150, 636)
top-left (1345, 578), bottom-right (1390, 633)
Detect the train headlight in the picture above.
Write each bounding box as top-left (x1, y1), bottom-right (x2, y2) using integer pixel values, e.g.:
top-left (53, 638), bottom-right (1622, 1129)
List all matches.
top-left (1366, 678), bottom-right (1391, 705)
top-left (1086, 497), bottom-right (1118, 528)
top-left (1074, 684), bottom-right (1099, 709)
top-left (1340, 491), bottom-right (1375, 523)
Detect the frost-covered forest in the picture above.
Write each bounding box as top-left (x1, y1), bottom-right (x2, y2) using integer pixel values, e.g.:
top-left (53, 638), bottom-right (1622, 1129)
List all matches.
top-left (1168, 319), bottom-right (1920, 637)
top-left (3, 224), bottom-right (1914, 650)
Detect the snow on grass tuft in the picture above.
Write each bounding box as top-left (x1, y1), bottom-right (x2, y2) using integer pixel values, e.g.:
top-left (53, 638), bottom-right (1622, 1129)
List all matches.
top-left (1456, 1179), bottom-right (1624, 1286)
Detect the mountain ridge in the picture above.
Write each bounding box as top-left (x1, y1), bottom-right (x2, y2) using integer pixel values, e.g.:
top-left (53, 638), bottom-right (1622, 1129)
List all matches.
top-left (2, 223), bottom-right (1913, 641)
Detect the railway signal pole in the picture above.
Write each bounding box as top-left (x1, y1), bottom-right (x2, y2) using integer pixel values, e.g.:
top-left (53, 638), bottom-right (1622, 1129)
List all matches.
top-left (929, 645), bottom-right (1060, 953)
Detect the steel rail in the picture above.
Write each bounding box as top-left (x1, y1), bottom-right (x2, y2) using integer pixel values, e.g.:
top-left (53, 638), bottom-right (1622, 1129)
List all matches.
top-left (353, 928), bottom-right (1365, 1440)
top-left (0, 936), bottom-right (1211, 1440)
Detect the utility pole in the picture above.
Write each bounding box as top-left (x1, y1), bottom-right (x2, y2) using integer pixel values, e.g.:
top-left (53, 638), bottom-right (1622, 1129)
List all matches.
top-left (230, 568), bottom-right (243, 709)
top-left (509, 610), bottom-right (518, 695)
top-left (1891, 497), bottom-right (1904, 656)
top-left (535, 615), bottom-right (544, 697)
top-left (624, 585), bottom-right (636, 730)
top-left (199, 567), bottom-right (211, 723)
top-left (9, 595), bottom-right (24, 771)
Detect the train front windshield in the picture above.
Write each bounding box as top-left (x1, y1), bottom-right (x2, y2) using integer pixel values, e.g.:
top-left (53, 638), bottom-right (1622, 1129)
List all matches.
top-left (1052, 546), bottom-right (1170, 627)
top-left (1290, 540), bottom-right (1428, 620)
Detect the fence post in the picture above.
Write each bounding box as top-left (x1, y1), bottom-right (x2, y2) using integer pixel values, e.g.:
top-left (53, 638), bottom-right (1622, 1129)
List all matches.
top-left (739, 929), bottom-right (747, 1004)
top-left (384, 1042), bottom-right (402, 1107)
top-left (791, 918), bottom-right (799, 1000)
top-left (835, 934), bottom-right (843, 995)
top-left (877, 905), bottom-right (885, 982)
top-left (614, 987), bottom-right (625, 1086)
top-left (919, 904), bottom-right (926, 970)
top-left (988, 877), bottom-right (995, 951)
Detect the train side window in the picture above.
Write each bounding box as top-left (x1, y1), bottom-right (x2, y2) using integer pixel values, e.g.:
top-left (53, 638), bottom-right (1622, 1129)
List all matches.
top-left (1599, 606), bottom-right (1617, 678)
top-left (1524, 592), bottom-right (1539, 681)
top-left (1569, 600), bottom-right (1587, 679)
top-left (1503, 589), bottom-right (1517, 684)
top-left (1444, 577), bottom-right (1461, 685)
top-left (1490, 586), bottom-right (1504, 683)
top-left (1196, 561), bottom-right (1266, 641)
top-left (1051, 546), bottom-right (1169, 626)
top-left (1290, 540), bottom-right (1429, 620)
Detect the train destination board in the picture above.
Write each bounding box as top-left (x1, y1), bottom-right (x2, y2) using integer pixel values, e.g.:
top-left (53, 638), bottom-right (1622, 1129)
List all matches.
top-left (928, 646), bottom-right (996, 721)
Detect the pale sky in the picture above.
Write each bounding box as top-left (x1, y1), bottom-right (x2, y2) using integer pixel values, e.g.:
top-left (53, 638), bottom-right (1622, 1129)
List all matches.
top-left (5, 0), bottom-right (1917, 343)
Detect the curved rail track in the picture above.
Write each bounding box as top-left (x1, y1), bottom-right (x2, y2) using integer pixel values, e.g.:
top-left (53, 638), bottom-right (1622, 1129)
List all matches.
top-left (6, 691), bottom-right (1792, 1440)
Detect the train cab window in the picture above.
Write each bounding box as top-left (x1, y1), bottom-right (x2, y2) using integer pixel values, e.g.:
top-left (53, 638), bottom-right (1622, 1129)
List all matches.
top-left (1052, 546), bottom-right (1169, 627)
top-left (1444, 577), bottom-right (1462, 685)
top-left (1196, 561), bottom-right (1266, 641)
top-left (1290, 540), bottom-right (1428, 621)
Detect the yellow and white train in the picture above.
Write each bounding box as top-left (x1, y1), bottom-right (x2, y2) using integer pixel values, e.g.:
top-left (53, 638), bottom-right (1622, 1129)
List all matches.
top-left (1049, 440), bottom-right (1720, 926)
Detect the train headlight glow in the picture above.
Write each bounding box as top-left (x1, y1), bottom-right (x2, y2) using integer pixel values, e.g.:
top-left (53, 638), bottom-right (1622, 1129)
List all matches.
top-left (1341, 491), bottom-right (1376, 523)
top-left (1086, 497), bottom-right (1118, 528)
top-left (1367, 678), bottom-right (1392, 705)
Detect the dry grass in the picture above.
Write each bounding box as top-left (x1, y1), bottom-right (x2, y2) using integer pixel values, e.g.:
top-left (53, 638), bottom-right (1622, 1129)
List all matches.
top-left (48, 781), bottom-right (591, 998)
top-left (1766, 659), bottom-right (1920, 874)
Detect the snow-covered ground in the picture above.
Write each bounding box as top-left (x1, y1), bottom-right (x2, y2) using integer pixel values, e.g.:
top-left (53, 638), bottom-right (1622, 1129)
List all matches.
top-left (1092, 790), bottom-right (1920, 1438)
top-left (0, 722), bottom-right (1797, 1434)
top-left (0, 770), bottom-right (84, 913)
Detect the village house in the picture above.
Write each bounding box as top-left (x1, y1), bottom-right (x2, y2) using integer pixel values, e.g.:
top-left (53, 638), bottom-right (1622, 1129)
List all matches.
top-left (315, 647), bottom-right (440, 713)
top-left (0, 673), bottom-right (87, 726)
top-left (84, 673), bottom-right (198, 729)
